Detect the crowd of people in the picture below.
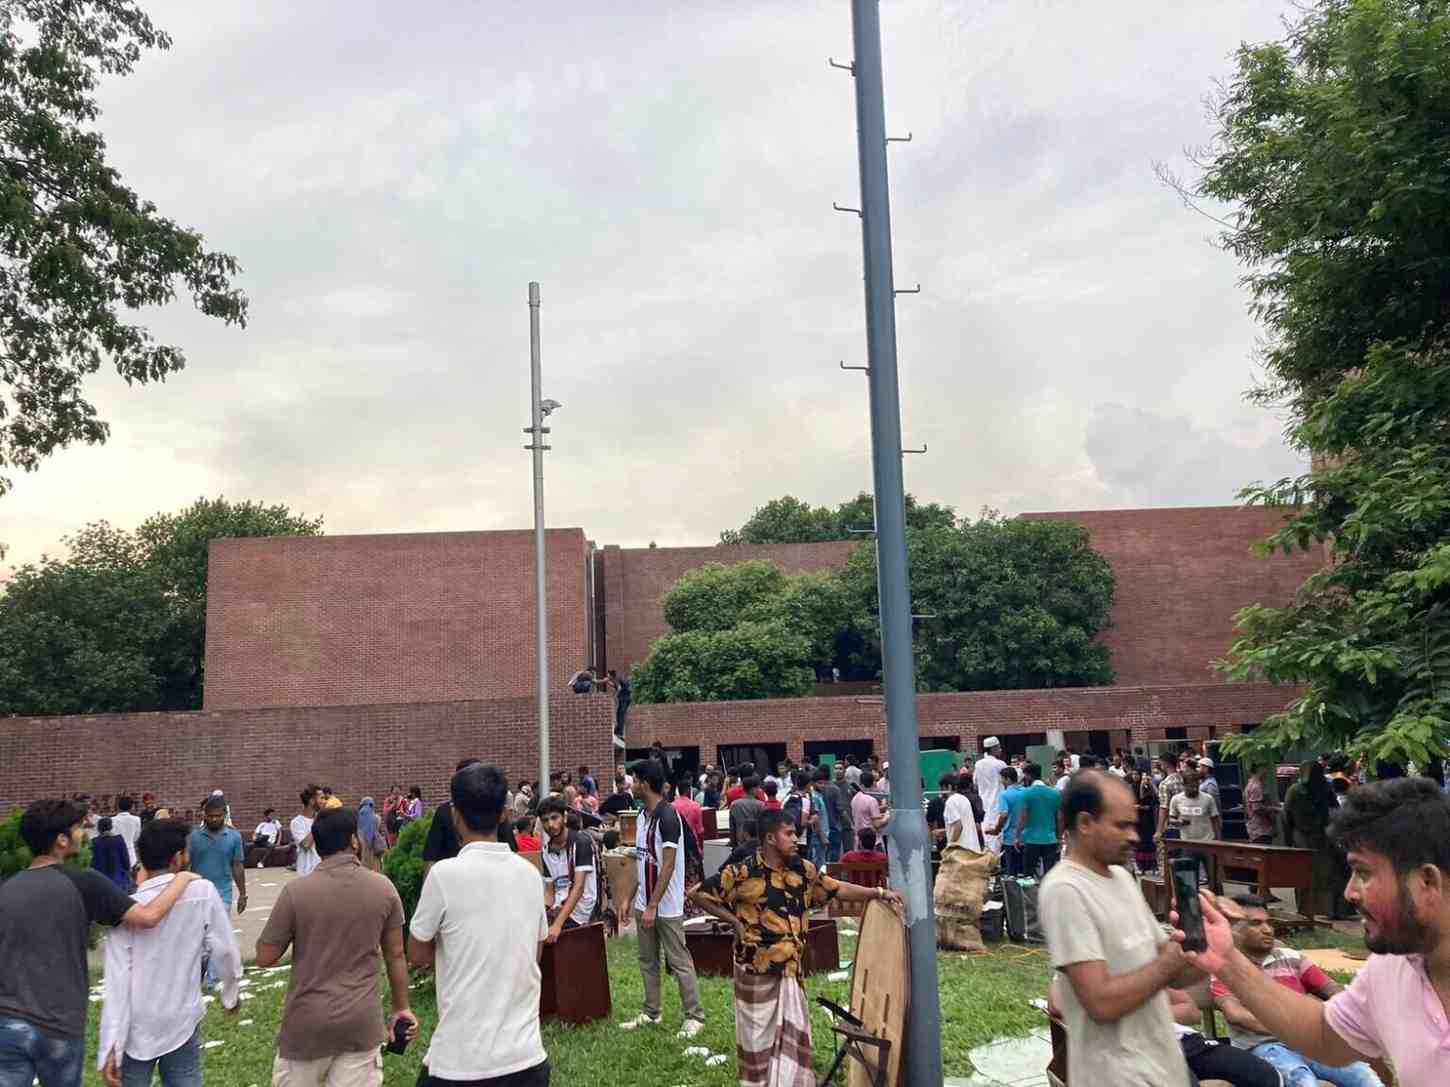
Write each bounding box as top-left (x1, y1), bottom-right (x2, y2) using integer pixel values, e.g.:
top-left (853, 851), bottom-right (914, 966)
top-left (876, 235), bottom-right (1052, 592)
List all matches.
top-left (8, 741), bottom-right (1449, 1087)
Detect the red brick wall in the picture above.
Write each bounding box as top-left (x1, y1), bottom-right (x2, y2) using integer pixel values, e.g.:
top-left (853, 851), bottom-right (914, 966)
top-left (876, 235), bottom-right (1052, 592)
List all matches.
top-left (0, 694), bottom-right (615, 832)
top-left (597, 540), bottom-right (859, 674)
top-left (1022, 507), bottom-right (1322, 686)
top-left (204, 530), bottom-right (594, 710)
top-left (630, 682), bottom-right (1295, 763)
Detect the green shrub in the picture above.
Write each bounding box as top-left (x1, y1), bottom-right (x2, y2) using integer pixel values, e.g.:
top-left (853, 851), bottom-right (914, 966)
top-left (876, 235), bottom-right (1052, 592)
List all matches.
top-left (0, 809), bottom-right (92, 881)
top-left (382, 812), bottom-right (432, 921)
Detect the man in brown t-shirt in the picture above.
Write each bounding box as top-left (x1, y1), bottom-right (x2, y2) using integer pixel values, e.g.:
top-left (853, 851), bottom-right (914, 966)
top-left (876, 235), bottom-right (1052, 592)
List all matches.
top-left (256, 808), bottom-right (417, 1087)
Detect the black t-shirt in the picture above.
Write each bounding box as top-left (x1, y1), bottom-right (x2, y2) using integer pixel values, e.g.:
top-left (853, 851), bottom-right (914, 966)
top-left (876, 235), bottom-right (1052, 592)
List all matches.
top-left (422, 801), bottom-right (462, 863)
top-left (0, 864), bottom-right (133, 1038)
top-left (599, 793), bottom-right (635, 817)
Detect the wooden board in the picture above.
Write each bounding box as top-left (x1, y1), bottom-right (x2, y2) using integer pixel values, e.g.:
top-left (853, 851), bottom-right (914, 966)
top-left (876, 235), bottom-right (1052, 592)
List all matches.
top-left (603, 850), bottom-right (638, 928)
top-left (848, 899), bottom-right (908, 1087)
top-left (539, 922), bottom-right (612, 1024)
top-left (619, 810), bottom-right (640, 843)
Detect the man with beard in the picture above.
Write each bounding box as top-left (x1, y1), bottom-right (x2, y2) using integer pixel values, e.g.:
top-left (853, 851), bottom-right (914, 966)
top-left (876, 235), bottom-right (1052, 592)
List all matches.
top-left (1211, 894), bottom-right (1383, 1086)
top-left (1185, 777), bottom-right (1450, 1087)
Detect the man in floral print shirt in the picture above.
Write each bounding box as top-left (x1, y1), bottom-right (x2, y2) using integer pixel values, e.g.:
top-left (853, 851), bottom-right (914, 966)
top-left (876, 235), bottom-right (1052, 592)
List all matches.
top-left (690, 809), bottom-right (901, 1087)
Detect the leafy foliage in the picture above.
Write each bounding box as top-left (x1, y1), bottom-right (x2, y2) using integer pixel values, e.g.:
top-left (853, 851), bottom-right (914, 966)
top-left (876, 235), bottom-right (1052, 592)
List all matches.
top-left (719, 492), bottom-right (957, 545)
top-left (0, 1), bottom-right (248, 492)
top-left (0, 497), bottom-right (321, 714)
top-left (1177, 0), bottom-right (1450, 766)
top-left (638, 515), bottom-right (1115, 701)
top-left (381, 811), bottom-right (432, 922)
top-left (0, 808), bottom-right (91, 880)
top-left (840, 514), bottom-right (1116, 692)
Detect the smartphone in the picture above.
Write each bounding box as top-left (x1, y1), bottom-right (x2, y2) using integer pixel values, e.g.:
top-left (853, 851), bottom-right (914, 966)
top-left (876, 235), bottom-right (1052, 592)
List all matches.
top-left (385, 1018), bottom-right (410, 1056)
top-left (1170, 857), bottom-right (1206, 952)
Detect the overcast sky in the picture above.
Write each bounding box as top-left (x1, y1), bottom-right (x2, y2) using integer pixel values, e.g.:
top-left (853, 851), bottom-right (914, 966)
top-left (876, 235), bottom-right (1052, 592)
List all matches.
top-left (0, 0), bottom-right (1305, 569)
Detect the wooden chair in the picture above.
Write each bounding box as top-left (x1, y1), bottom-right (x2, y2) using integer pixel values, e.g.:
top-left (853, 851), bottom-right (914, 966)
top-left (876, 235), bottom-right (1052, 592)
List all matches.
top-left (827, 860), bottom-right (887, 919)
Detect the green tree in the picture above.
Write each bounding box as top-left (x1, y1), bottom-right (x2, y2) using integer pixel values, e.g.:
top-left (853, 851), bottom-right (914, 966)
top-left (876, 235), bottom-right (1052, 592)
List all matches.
top-left (719, 496), bottom-right (838, 545)
top-left (839, 515), bottom-right (1116, 691)
top-left (0, 2), bottom-right (248, 494)
top-left (719, 492), bottom-right (957, 544)
top-left (382, 811), bottom-right (432, 921)
top-left (1170, 0), bottom-right (1450, 767)
top-left (660, 560), bottom-right (788, 633)
top-left (630, 622), bottom-right (816, 704)
top-left (0, 498), bottom-right (320, 715)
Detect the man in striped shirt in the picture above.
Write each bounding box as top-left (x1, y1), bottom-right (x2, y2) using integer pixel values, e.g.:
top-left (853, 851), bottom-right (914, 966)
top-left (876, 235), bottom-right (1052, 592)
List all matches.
top-left (1211, 894), bottom-right (1383, 1087)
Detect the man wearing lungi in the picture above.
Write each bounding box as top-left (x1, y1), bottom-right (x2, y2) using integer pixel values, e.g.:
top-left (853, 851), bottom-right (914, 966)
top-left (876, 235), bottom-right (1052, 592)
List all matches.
top-left (689, 808), bottom-right (902, 1086)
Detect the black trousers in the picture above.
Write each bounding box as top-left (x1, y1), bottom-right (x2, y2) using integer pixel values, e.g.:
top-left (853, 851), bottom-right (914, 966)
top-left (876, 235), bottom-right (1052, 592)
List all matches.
top-left (419, 1060), bottom-right (550, 1087)
top-left (1181, 1034), bottom-right (1279, 1087)
top-left (1000, 844), bottom-right (1023, 877)
top-left (1021, 842), bottom-right (1059, 878)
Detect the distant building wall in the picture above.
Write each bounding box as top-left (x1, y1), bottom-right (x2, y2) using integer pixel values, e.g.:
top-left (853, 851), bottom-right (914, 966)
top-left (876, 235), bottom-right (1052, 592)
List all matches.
top-left (597, 540), bottom-right (859, 675)
top-left (1022, 507), bottom-right (1321, 686)
top-left (0, 693), bottom-right (615, 833)
top-left (203, 530), bottom-right (593, 711)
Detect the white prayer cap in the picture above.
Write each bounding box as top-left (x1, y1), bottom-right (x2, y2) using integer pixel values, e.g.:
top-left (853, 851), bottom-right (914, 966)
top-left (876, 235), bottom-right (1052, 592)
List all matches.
top-left (983, 736), bottom-right (1001, 750)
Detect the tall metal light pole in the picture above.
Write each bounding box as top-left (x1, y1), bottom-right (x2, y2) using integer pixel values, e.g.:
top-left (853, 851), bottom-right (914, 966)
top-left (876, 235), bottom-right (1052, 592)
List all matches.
top-left (845, 3), bottom-right (944, 1083)
top-left (525, 281), bottom-right (553, 792)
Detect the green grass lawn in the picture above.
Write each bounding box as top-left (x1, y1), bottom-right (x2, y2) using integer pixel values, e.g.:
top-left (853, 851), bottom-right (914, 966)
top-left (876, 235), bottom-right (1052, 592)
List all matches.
top-left (80, 923), bottom-right (1360, 1087)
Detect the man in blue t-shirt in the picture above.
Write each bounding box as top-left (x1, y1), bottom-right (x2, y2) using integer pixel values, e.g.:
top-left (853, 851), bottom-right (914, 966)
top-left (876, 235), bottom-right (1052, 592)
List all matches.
top-left (990, 766), bottom-right (1027, 877)
top-left (189, 796), bottom-right (246, 915)
top-left (1015, 763), bottom-right (1062, 878)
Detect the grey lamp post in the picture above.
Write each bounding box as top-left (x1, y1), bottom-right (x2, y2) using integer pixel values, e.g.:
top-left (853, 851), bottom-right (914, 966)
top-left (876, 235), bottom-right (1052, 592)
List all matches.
top-left (524, 282), bottom-right (561, 792)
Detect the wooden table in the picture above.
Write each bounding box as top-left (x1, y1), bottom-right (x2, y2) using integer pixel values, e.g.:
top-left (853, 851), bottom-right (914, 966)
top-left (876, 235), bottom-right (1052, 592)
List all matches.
top-left (539, 921), bottom-right (612, 1024)
top-left (1182, 839), bottom-right (1316, 921)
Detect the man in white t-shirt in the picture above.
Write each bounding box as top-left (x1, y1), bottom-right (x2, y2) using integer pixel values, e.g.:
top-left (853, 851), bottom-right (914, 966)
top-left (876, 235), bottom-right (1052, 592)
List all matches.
top-left (1041, 771), bottom-right (1198, 1086)
top-left (943, 772), bottom-right (984, 852)
top-left (538, 797), bottom-right (597, 940)
top-left (620, 759), bottom-right (705, 1038)
top-left (112, 796), bottom-right (142, 869)
top-left (290, 787), bottom-right (320, 877)
top-left (974, 738), bottom-right (1007, 853)
top-left (408, 764), bottom-right (549, 1086)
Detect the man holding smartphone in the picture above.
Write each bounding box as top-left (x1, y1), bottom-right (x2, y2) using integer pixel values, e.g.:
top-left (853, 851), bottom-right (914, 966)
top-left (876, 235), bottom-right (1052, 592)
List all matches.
top-left (1040, 771), bottom-right (1204, 1087)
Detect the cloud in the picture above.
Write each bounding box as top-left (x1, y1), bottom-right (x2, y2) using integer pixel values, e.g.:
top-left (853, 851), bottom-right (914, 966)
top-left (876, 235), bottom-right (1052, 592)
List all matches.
top-left (0, 0), bottom-right (1305, 566)
top-left (1083, 402), bottom-right (1304, 508)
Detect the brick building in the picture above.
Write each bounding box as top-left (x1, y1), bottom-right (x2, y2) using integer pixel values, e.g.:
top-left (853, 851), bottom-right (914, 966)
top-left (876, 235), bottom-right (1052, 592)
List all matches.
top-left (0, 504), bottom-right (1321, 826)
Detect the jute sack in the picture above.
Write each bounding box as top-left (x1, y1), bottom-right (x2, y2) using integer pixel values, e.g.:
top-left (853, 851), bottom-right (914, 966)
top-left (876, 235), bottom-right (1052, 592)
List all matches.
top-left (934, 844), bottom-right (997, 952)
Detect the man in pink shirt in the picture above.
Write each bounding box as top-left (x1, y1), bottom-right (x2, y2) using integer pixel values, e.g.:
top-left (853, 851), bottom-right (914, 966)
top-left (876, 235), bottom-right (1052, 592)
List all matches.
top-left (672, 774), bottom-right (705, 847)
top-left (850, 771), bottom-right (889, 843)
top-left (1184, 778), bottom-right (1450, 1087)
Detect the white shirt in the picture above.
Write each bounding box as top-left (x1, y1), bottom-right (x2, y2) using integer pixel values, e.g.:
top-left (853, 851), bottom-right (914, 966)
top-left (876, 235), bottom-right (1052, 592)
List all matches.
top-left (634, 800), bottom-right (686, 918)
top-left (98, 874), bottom-right (240, 1067)
top-left (974, 755), bottom-right (1006, 822)
top-left (254, 820), bottom-right (281, 842)
top-left (290, 814), bottom-right (318, 876)
top-left (943, 792), bottom-right (983, 851)
top-left (112, 811), bottom-right (141, 868)
top-left (540, 832), bottom-right (597, 927)
top-left (411, 841), bottom-right (548, 1079)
